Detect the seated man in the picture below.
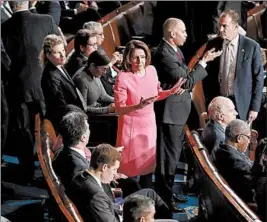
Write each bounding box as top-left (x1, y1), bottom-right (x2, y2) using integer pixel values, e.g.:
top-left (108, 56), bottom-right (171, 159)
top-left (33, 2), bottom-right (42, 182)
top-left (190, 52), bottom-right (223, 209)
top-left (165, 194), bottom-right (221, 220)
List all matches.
top-left (53, 110), bottom-right (141, 198)
top-left (201, 96), bottom-right (238, 154)
top-left (213, 119), bottom-right (255, 203)
top-left (123, 194), bottom-right (155, 222)
top-left (83, 21), bottom-right (123, 96)
top-left (65, 29), bottom-right (98, 77)
top-left (69, 145), bottom-right (172, 222)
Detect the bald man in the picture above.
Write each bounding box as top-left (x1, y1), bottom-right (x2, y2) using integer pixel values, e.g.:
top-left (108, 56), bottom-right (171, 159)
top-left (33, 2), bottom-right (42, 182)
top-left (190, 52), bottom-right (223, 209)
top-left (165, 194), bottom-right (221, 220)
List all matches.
top-left (201, 96), bottom-right (238, 153)
top-left (213, 119), bottom-right (254, 202)
top-left (153, 18), bottom-right (222, 211)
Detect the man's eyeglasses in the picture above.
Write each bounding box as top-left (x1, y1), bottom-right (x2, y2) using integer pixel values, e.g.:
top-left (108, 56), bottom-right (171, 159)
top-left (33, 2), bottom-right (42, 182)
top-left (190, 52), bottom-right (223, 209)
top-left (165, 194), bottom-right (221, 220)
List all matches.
top-left (239, 134), bottom-right (251, 140)
top-left (86, 43), bottom-right (98, 47)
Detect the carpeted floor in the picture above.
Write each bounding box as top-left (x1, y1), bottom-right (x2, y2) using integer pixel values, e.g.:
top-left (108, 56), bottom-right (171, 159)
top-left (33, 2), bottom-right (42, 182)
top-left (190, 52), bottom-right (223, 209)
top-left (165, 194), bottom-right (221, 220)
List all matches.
top-left (1, 156), bottom-right (199, 222)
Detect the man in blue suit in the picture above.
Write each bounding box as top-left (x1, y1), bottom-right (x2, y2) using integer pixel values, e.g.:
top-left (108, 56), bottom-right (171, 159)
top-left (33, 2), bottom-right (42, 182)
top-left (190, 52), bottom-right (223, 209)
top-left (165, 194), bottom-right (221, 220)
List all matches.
top-left (204, 9), bottom-right (264, 124)
top-left (201, 96), bottom-right (238, 154)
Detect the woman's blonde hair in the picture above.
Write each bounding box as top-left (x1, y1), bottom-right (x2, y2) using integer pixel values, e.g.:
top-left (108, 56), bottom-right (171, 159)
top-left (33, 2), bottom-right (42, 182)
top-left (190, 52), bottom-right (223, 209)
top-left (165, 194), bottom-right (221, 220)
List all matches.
top-left (39, 34), bottom-right (64, 65)
top-left (122, 40), bottom-right (151, 71)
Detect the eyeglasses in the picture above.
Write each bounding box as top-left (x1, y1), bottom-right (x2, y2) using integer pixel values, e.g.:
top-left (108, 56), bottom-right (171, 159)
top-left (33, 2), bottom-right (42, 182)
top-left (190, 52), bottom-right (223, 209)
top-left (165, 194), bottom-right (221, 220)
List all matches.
top-left (86, 43), bottom-right (98, 47)
top-left (239, 134), bottom-right (251, 140)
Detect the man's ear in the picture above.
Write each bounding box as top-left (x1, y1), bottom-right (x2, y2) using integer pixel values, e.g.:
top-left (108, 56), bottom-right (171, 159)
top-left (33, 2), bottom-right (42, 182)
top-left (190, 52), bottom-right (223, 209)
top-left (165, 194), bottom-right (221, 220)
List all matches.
top-left (80, 134), bottom-right (86, 142)
top-left (80, 45), bottom-right (85, 53)
top-left (170, 31), bottom-right (175, 38)
top-left (236, 134), bottom-right (242, 143)
top-left (140, 216), bottom-right (145, 222)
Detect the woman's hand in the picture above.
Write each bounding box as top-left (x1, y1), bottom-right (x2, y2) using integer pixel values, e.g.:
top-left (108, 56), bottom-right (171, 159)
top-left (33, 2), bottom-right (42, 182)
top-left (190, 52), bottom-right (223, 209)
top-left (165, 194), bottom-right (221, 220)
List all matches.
top-left (138, 95), bottom-right (158, 109)
top-left (108, 103), bottom-right (115, 113)
top-left (113, 173), bottom-right (128, 184)
top-left (170, 77), bottom-right (187, 95)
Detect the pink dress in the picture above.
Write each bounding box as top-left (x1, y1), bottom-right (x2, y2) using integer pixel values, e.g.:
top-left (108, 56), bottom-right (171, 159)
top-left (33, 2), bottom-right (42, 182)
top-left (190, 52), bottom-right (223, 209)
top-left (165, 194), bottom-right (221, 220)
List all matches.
top-left (114, 65), bottom-right (161, 177)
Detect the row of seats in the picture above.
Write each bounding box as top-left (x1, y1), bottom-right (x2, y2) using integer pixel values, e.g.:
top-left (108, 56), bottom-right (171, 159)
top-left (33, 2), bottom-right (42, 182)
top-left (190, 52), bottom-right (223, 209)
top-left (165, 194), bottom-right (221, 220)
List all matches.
top-left (66, 1), bottom-right (145, 57)
top-left (184, 125), bottom-right (261, 222)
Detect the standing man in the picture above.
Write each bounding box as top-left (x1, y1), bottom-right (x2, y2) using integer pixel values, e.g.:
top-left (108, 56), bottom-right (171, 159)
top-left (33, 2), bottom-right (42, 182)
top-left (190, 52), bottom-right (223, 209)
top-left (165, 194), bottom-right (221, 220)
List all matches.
top-left (1, 1), bottom-right (59, 183)
top-left (205, 10), bottom-right (264, 123)
top-left (153, 18), bottom-right (221, 211)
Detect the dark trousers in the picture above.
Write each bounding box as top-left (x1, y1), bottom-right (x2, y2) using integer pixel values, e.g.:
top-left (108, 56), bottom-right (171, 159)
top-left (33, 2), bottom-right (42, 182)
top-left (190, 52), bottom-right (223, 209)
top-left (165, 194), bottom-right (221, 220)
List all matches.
top-left (11, 100), bottom-right (45, 180)
top-left (131, 188), bottom-right (172, 219)
top-left (1, 83), bottom-right (9, 158)
top-left (139, 173), bottom-right (153, 189)
top-left (116, 177), bottom-right (141, 198)
top-left (155, 123), bottom-right (184, 205)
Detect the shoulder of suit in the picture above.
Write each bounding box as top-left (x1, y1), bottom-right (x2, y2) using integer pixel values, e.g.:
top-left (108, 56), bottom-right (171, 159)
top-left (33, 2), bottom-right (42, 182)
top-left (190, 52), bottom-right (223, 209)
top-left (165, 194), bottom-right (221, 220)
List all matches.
top-left (240, 35), bottom-right (259, 47)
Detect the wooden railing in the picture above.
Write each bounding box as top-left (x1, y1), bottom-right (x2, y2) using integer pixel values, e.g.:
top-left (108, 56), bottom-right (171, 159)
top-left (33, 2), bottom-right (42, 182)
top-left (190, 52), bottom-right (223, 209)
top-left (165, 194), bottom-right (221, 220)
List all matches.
top-left (184, 125), bottom-right (261, 222)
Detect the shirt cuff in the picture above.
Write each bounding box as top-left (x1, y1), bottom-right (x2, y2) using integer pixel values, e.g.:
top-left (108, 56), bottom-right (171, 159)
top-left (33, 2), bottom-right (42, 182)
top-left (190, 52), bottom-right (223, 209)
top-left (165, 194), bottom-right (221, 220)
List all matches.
top-left (199, 60), bottom-right (207, 69)
top-left (29, 7), bottom-right (36, 10)
top-left (74, 9), bottom-right (77, 15)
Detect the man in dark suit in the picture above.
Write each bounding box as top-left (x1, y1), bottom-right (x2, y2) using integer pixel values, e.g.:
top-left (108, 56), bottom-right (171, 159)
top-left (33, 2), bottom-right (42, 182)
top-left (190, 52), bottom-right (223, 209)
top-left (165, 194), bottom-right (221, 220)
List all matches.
top-left (1, 38), bottom-right (11, 158)
top-left (70, 144), bottom-right (172, 222)
top-left (201, 96), bottom-right (238, 154)
top-left (1, 1), bottom-right (59, 182)
top-left (65, 29), bottom-right (98, 77)
top-left (59, 1), bottom-right (101, 34)
top-left (213, 119), bottom-right (254, 203)
top-left (204, 9), bottom-right (264, 123)
top-left (1, 1), bottom-right (12, 23)
top-left (153, 18), bottom-right (222, 211)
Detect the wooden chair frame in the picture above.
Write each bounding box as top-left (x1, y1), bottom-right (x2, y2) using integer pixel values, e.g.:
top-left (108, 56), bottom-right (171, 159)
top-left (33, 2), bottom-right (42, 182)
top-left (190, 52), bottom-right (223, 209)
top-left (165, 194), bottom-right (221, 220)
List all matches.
top-left (184, 125), bottom-right (261, 222)
top-left (35, 114), bottom-right (84, 222)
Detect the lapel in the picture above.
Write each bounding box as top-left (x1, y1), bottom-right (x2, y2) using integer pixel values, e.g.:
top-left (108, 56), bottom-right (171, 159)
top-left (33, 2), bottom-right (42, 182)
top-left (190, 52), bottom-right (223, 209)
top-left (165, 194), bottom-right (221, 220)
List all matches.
top-left (68, 148), bottom-right (88, 165)
top-left (235, 34), bottom-right (247, 76)
top-left (162, 40), bottom-right (184, 66)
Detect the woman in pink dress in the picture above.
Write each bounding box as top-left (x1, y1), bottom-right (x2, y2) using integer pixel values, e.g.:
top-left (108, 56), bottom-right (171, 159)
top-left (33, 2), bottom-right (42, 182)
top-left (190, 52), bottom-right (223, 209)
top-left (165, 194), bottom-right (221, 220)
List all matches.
top-left (114, 40), bottom-right (185, 188)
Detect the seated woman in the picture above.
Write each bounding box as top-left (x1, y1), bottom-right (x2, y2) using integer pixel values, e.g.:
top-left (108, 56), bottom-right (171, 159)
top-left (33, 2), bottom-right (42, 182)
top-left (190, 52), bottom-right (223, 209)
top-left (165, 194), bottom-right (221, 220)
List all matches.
top-left (73, 49), bottom-right (115, 114)
top-left (40, 34), bottom-right (86, 130)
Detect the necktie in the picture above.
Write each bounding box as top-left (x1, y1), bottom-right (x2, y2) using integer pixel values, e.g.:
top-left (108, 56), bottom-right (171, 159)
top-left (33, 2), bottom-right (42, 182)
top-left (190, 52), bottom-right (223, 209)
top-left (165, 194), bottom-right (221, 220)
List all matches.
top-left (176, 50), bottom-right (183, 64)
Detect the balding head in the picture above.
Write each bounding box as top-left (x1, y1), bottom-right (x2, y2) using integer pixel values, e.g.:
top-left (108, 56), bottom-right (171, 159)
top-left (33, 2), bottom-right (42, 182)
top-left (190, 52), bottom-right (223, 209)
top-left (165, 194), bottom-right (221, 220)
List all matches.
top-left (225, 119), bottom-right (251, 152)
top-left (208, 96), bottom-right (238, 127)
top-left (163, 18), bottom-right (187, 47)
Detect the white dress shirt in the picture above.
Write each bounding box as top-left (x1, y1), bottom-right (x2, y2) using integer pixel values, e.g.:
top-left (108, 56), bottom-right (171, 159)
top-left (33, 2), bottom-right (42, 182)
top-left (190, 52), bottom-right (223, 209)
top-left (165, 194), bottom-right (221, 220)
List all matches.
top-left (219, 34), bottom-right (239, 96)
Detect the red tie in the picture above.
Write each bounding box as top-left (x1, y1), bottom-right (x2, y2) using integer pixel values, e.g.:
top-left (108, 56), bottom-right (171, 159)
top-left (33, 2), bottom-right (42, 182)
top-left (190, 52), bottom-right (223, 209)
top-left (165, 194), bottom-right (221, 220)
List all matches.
top-left (176, 50), bottom-right (182, 64)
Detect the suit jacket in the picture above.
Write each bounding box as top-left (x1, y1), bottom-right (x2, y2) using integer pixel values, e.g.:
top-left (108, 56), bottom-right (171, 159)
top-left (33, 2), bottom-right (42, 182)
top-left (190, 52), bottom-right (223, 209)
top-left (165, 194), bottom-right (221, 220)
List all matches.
top-left (36, 1), bottom-right (61, 25)
top-left (70, 170), bottom-right (120, 222)
top-left (41, 61), bottom-right (84, 129)
top-left (1, 10), bottom-right (59, 104)
top-left (154, 40), bottom-right (208, 125)
top-left (213, 143), bottom-right (254, 202)
top-left (52, 146), bottom-right (115, 201)
top-left (53, 147), bottom-right (89, 192)
top-left (65, 51), bottom-right (88, 77)
top-left (201, 119), bottom-right (225, 153)
top-left (205, 34), bottom-right (264, 120)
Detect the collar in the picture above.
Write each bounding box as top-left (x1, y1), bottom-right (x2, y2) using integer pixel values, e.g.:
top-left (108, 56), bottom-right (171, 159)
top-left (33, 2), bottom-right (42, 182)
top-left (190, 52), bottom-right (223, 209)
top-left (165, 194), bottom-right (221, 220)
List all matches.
top-left (225, 34), bottom-right (239, 47)
top-left (69, 147), bottom-right (86, 159)
top-left (13, 9), bottom-right (28, 13)
top-left (88, 171), bottom-right (103, 188)
top-left (163, 38), bottom-right (178, 52)
top-left (79, 52), bottom-right (89, 61)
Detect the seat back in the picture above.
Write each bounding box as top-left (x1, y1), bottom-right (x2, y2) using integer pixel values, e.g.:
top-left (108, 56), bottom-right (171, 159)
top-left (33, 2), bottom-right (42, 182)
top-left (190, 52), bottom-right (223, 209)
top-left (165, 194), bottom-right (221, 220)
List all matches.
top-left (247, 4), bottom-right (267, 45)
top-left (35, 114), bottom-right (84, 222)
top-left (184, 125), bottom-right (261, 222)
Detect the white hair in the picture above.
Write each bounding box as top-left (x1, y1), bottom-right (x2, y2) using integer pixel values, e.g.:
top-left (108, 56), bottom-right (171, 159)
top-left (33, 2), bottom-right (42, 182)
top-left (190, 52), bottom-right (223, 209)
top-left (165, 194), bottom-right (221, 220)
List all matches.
top-left (11, 1), bottom-right (29, 11)
top-left (83, 21), bottom-right (102, 33)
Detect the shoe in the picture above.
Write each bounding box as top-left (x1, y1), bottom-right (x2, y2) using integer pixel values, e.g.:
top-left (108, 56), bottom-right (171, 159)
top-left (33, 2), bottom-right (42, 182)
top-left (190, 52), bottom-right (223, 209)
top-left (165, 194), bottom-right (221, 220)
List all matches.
top-left (173, 193), bottom-right (188, 203)
top-left (169, 200), bottom-right (185, 213)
